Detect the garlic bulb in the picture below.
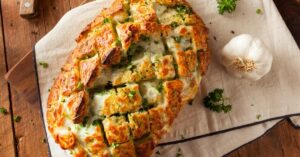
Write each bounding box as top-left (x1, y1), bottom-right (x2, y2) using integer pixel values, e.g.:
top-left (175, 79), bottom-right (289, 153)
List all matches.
top-left (220, 34), bottom-right (273, 81)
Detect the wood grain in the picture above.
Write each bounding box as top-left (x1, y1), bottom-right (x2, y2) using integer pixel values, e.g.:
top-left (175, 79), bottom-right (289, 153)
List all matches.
top-left (227, 120), bottom-right (300, 157)
top-left (0, 6), bottom-right (17, 157)
top-left (1, 0), bottom-right (72, 156)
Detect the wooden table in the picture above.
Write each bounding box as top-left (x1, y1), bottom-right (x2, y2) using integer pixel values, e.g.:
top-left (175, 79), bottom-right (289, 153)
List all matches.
top-left (0, 0), bottom-right (299, 157)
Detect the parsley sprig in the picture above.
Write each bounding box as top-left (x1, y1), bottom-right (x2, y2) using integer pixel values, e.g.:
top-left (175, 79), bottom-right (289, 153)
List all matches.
top-left (217, 0), bottom-right (238, 15)
top-left (203, 88), bottom-right (232, 113)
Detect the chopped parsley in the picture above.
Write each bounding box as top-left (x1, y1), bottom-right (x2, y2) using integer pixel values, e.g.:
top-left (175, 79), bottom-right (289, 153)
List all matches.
top-left (175, 5), bottom-right (192, 14)
top-left (203, 88), bottom-right (232, 113)
top-left (155, 150), bottom-right (161, 155)
top-left (256, 8), bottom-right (262, 14)
top-left (123, 17), bottom-right (134, 23)
top-left (14, 116), bottom-right (22, 123)
top-left (170, 22), bottom-right (179, 28)
top-left (39, 62), bottom-right (48, 68)
top-left (92, 119), bottom-right (102, 126)
top-left (176, 147), bottom-right (183, 157)
top-left (111, 143), bottom-right (119, 148)
top-left (157, 81), bottom-right (164, 93)
top-left (128, 91), bottom-right (136, 98)
top-left (256, 114), bottom-right (261, 120)
top-left (217, 0), bottom-right (238, 15)
top-left (99, 115), bottom-right (106, 120)
top-left (76, 82), bottom-right (84, 91)
top-left (142, 99), bottom-right (149, 109)
top-left (140, 35), bottom-right (151, 42)
top-left (0, 107), bottom-right (8, 115)
top-left (116, 38), bottom-right (121, 46)
top-left (103, 18), bottom-right (111, 24)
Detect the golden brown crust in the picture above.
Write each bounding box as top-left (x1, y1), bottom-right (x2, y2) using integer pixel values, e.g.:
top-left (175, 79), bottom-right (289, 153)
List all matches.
top-left (128, 111), bottom-right (150, 139)
top-left (164, 80), bottom-right (184, 125)
top-left (135, 137), bottom-right (156, 157)
top-left (103, 116), bottom-right (131, 145)
top-left (111, 141), bottom-right (137, 157)
top-left (47, 0), bottom-right (210, 156)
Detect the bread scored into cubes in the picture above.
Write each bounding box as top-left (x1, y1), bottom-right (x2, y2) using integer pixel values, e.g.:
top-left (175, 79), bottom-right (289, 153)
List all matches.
top-left (47, 0), bottom-right (210, 156)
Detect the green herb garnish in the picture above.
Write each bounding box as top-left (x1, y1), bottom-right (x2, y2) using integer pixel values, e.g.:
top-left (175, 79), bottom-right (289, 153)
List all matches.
top-left (203, 88), bottom-right (232, 113)
top-left (217, 0), bottom-right (238, 15)
top-left (76, 82), bottom-right (84, 91)
top-left (0, 107), bottom-right (8, 115)
top-left (176, 147), bottom-right (183, 157)
top-left (39, 62), bottom-right (48, 68)
top-left (111, 143), bottom-right (119, 148)
top-left (124, 17), bottom-right (134, 23)
top-left (256, 114), bottom-right (261, 120)
top-left (170, 22), bottom-right (179, 28)
top-left (14, 116), bottom-right (22, 123)
top-left (128, 91), bottom-right (136, 98)
top-left (175, 5), bottom-right (192, 14)
top-left (140, 35), bottom-right (151, 42)
top-left (142, 99), bottom-right (149, 109)
top-left (103, 18), bottom-right (111, 24)
top-left (256, 8), bottom-right (262, 14)
top-left (92, 119), bottom-right (102, 126)
top-left (116, 38), bottom-right (121, 46)
top-left (157, 81), bottom-right (164, 93)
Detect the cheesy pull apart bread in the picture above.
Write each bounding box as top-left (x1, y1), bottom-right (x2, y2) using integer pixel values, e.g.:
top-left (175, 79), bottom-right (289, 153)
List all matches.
top-left (47, 0), bottom-right (210, 156)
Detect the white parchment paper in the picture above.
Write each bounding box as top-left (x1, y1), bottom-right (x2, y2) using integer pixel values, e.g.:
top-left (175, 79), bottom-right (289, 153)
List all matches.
top-left (34, 0), bottom-right (300, 156)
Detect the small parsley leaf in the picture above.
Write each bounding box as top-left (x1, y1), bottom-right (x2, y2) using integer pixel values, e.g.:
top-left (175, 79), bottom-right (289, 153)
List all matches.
top-left (256, 8), bottom-right (262, 15)
top-left (176, 147), bottom-right (183, 157)
top-left (140, 35), bottom-right (151, 42)
top-left (156, 150), bottom-right (161, 155)
top-left (14, 116), bottom-right (22, 123)
top-left (203, 88), bottom-right (232, 113)
top-left (92, 119), bottom-right (102, 126)
top-left (217, 0), bottom-right (238, 15)
top-left (39, 62), bottom-right (48, 68)
top-left (111, 143), bottom-right (119, 148)
top-left (170, 22), bottom-right (179, 28)
top-left (157, 81), bottom-right (163, 93)
top-left (128, 91), bottom-right (136, 98)
top-left (0, 107), bottom-right (8, 115)
top-left (103, 18), bottom-right (110, 24)
top-left (175, 5), bottom-right (192, 14)
top-left (256, 114), bottom-right (261, 120)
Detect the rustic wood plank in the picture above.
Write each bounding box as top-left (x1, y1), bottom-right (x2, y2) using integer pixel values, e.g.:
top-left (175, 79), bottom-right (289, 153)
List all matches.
top-left (0, 5), bottom-right (17, 157)
top-left (0, 0), bottom-right (74, 156)
top-left (274, 0), bottom-right (300, 47)
top-left (69, 0), bottom-right (93, 9)
top-left (227, 120), bottom-right (300, 157)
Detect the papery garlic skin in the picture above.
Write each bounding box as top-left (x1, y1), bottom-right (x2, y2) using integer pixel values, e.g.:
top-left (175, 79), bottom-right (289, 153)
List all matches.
top-left (220, 34), bottom-right (273, 81)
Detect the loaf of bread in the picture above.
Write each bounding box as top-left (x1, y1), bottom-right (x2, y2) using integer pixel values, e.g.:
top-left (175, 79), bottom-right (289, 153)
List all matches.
top-left (47, 0), bottom-right (210, 156)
